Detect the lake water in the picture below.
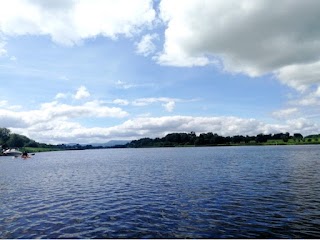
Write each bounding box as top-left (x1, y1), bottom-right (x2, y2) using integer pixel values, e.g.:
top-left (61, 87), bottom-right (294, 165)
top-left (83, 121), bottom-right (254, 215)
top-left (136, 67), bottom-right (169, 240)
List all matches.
top-left (1, 145), bottom-right (320, 238)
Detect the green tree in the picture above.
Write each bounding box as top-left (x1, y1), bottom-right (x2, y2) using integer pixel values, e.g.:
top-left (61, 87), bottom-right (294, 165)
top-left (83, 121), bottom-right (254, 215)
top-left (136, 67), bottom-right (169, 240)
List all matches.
top-left (7, 134), bottom-right (25, 148)
top-left (188, 132), bottom-right (197, 145)
top-left (165, 133), bottom-right (182, 144)
top-left (255, 134), bottom-right (268, 143)
top-left (25, 140), bottom-right (39, 148)
top-left (195, 134), bottom-right (205, 146)
top-left (293, 133), bottom-right (303, 139)
top-left (0, 127), bottom-right (11, 144)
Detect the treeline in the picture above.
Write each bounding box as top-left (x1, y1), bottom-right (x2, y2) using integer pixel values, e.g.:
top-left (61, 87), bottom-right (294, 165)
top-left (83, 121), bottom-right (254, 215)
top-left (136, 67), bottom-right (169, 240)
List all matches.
top-left (0, 127), bottom-right (58, 149)
top-left (2, 126), bottom-right (319, 150)
top-left (55, 144), bottom-right (108, 150)
top-left (1, 127), bottom-right (38, 148)
top-left (0, 128), bottom-right (110, 151)
top-left (0, 127), bottom-right (120, 151)
top-left (126, 132), bottom-right (310, 148)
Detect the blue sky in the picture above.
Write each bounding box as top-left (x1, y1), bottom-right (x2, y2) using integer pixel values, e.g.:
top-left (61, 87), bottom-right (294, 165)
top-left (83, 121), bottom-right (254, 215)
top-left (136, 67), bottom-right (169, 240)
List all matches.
top-left (1, 0), bottom-right (320, 144)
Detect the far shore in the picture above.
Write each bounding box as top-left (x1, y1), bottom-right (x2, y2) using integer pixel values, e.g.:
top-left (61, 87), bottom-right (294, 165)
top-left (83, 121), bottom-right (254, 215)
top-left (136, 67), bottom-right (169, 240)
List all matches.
top-left (13, 140), bottom-right (320, 154)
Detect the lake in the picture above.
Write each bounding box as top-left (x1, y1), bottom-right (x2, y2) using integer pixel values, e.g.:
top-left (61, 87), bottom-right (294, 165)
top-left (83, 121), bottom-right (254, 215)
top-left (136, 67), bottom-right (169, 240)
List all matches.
top-left (1, 145), bottom-right (320, 238)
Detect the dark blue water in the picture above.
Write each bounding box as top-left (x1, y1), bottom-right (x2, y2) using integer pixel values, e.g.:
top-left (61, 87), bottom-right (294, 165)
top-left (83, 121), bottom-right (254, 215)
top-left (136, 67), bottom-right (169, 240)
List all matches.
top-left (1, 145), bottom-right (320, 238)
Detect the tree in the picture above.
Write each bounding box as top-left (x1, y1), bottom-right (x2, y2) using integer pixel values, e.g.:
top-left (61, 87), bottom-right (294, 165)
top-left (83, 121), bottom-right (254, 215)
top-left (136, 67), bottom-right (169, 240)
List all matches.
top-left (212, 134), bottom-right (227, 145)
top-left (244, 135), bottom-right (253, 144)
top-left (188, 132), bottom-right (197, 145)
top-left (293, 133), bottom-right (303, 139)
top-left (232, 135), bottom-right (245, 144)
top-left (0, 127), bottom-right (11, 144)
top-left (195, 134), bottom-right (205, 145)
top-left (209, 133), bottom-right (220, 144)
top-left (281, 132), bottom-right (290, 142)
top-left (255, 134), bottom-right (269, 143)
top-left (25, 141), bottom-right (39, 148)
top-left (7, 134), bottom-right (25, 148)
top-left (165, 133), bottom-right (182, 144)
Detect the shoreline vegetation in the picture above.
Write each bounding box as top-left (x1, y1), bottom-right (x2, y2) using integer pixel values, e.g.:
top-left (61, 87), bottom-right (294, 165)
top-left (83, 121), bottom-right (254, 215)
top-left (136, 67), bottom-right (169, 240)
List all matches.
top-left (1, 127), bottom-right (320, 153)
top-left (124, 132), bottom-right (320, 148)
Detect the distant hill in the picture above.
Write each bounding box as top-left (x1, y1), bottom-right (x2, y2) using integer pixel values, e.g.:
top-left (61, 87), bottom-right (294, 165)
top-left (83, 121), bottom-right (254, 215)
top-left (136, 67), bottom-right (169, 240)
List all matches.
top-left (91, 140), bottom-right (130, 147)
top-left (66, 140), bottom-right (130, 147)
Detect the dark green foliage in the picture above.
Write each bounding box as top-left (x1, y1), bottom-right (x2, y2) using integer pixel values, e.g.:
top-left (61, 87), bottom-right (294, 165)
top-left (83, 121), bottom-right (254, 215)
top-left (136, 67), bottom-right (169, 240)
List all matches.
top-left (305, 134), bottom-right (320, 138)
top-left (0, 128), bottom-right (11, 144)
top-left (7, 134), bottom-right (26, 148)
top-left (255, 134), bottom-right (269, 143)
top-left (125, 131), bottom-right (320, 148)
top-left (25, 141), bottom-right (39, 148)
top-left (127, 132), bottom-right (256, 147)
top-left (293, 133), bottom-right (303, 139)
top-left (0, 127), bottom-right (52, 150)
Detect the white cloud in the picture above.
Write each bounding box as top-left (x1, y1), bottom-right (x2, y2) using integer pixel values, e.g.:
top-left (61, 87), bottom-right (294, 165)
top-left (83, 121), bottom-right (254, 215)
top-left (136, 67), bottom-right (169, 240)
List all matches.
top-left (82, 100), bottom-right (128, 117)
top-left (115, 80), bottom-right (157, 90)
top-left (0, 100), bottom-right (8, 107)
top-left (0, 0), bottom-right (156, 45)
top-left (1, 0), bottom-right (320, 92)
top-left (73, 0), bottom-right (155, 40)
top-left (132, 97), bottom-right (179, 112)
top-left (55, 92), bottom-right (68, 99)
top-left (272, 108), bottom-right (298, 120)
top-left (156, 0), bottom-right (320, 90)
top-left (162, 101), bottom-right (175, 112)
top-left (0, 41), bottom-right (7, 56)
top-left (277, 61), bottom-right (320, 92)
top-left (316, 86), bottom-right (320, 97)
top-left (92, 116), bottom-right (320, 141)
top-left (0, 100), bottom-right (22, 110)
top-left (73, 86), bottom-right (90, 100)
top-left (0, 109), bottom-right (29, 128)
top-left (286, 118), bottom-right (320, 134)
top-left (132, 97), bottom-right (175, 106)
top-left (272, 86), bottom-right (320, 121)
top-left (7, 105), bottom-right (22, 110)
top-left (297, 97), bottom-right (319, 107)
top-left (113, 99), bottom-right (129, 106)
top-left (132, 98), bottom-right (155, 106)
top-left (0, 100), bottom-right (128, 131)
top-left (115, 80), bottom-right (137, 90)
top-left (289, 86), bottom-right (320, 107)
top-left (36, 100), bottom-right (128, 120)
top-left (130, 97), bottom-right (201, 112)
top-left (136, 33), bottom-right (158, 56)
top-left (4, 108), bottom-right (320, 144)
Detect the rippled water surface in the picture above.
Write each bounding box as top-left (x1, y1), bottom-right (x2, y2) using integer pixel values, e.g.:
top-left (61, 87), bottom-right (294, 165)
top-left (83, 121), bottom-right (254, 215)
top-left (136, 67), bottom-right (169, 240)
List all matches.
top-left (1, 145), bottom-right (320, 238)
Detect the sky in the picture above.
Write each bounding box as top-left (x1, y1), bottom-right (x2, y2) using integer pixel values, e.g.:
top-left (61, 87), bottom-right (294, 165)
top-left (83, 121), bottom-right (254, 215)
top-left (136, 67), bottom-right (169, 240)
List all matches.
top-left (1, 0), bottom-right (320, 144)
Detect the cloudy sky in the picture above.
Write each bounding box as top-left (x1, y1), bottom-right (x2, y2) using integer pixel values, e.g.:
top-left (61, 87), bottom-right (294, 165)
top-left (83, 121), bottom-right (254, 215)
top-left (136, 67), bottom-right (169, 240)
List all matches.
top-left (1, 0), bottom-right (320, 144)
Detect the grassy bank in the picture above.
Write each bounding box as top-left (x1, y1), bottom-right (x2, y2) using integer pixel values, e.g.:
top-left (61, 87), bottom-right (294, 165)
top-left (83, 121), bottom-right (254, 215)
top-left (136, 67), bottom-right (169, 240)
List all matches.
top-left (263, 138), bottom-right (320, 145)
top-left (159, 138), bottom-right (320, 147)
top-left (20, 147), bottom-right (64, 153)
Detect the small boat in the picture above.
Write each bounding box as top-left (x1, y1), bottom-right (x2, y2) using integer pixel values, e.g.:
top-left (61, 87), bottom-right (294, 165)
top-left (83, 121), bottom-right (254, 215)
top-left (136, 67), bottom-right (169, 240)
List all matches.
top-left (2, 148), bottom-right (22, 157)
